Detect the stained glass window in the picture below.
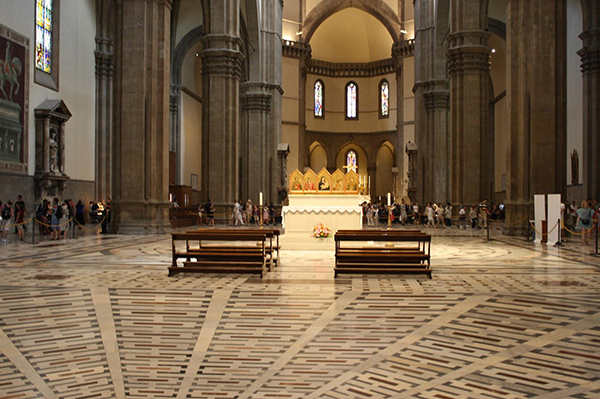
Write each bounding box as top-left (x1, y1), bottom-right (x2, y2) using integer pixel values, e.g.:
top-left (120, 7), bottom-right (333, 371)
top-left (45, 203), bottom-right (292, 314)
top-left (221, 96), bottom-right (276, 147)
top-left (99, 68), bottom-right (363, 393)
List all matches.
top-left (314, 80), bottom-right (323, 117)
top-left (36, 0), bottom-right (53, 73)
top-left (346, 150), bottom-right (357, 173)
top-left (380, 80), bottom-right (389, 117)
top-left (346, 82), bottom-right (357, 119)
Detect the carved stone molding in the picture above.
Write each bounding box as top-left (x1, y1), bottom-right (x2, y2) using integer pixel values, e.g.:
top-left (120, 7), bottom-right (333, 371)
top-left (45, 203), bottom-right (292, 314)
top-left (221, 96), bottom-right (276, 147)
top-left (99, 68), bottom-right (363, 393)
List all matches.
top-left (282, 39), bottom-right (312, 59)
top-left (447, 47), bottom-right (491, 76)
top-left (201, 50), bottom-right (244, 80)
top-left (579, 48), bottom-right (600, 75)
top-left (241, 91), bottom-right (272, 112)
top-left (392, 39), bottom-right (415, 58)
top-left (169, 94), bottom-right (179, 114)
top-left (94, 50), bottom-right (114, 79)
top-left (307, 58), bottom-right (396, 78)
top-left (424, 90), bottom-right (450, 110)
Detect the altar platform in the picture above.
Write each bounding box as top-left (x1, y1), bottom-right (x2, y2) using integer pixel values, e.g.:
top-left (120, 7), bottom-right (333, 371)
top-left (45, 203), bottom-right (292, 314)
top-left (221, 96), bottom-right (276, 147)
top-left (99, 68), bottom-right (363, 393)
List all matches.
top-left (281, 195), bottom-right (364, 250)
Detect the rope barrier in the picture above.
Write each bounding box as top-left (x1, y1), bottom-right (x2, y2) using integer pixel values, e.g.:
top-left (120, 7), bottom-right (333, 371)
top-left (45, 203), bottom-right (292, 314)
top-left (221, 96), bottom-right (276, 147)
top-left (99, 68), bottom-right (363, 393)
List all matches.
top-left (34, 217), bottom-right (74, 228)
top-left (561, 219), bottom-right (596, 236)
top-left (528, 219), bottom-right (560, 237)
top-left (74, 214), bottom-right (108, 231)
top-left (0, 217), bottom-right (34, 229)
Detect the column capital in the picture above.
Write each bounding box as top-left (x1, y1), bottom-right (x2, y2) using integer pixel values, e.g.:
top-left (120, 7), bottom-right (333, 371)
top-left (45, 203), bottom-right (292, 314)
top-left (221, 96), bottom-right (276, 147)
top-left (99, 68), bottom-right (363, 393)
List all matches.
top-left (201, 49), bottom-right (244, 80)
top-left (423, 90), bottom-right (450, 110)
top-left (577, 29), bottom-right (600, 76)
top-left (447, 46), bottom-right (491, 76)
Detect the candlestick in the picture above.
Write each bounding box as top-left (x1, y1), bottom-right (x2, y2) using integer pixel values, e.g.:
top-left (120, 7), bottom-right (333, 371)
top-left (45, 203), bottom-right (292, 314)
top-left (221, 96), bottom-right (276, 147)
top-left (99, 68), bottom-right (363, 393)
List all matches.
top-left (259, 192), bottom-right (263, 206)
top-left (387, 192), bottom-right (391, 206)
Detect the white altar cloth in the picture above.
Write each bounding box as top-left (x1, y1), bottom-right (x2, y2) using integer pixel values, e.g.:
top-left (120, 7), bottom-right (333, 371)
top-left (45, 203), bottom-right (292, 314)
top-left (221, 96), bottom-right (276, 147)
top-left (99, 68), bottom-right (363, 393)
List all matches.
top-left (281, 195), bottom-right (363, 250)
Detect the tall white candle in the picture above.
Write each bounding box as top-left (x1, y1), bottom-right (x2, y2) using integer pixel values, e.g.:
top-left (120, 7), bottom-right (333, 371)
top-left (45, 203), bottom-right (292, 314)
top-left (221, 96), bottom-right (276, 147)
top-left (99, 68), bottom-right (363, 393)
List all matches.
top-left (368, 176), bottom-right (371, 192)
top-left (388, 192), bottom-right (391, 206)
top-left (259, 192), bottom-right (263, 206)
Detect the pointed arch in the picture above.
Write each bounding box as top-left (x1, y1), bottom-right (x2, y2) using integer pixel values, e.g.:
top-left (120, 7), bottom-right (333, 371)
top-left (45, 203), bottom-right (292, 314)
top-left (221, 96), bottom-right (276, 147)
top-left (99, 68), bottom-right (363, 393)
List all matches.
top-left (302, 0), bottom-right (402, 43)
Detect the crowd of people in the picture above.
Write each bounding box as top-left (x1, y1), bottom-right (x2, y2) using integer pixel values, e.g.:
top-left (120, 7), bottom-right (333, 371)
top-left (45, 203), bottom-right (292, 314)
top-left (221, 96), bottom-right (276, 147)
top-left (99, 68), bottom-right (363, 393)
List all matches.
top-left (361, 199), bottom-right (504, 230)
top-left (0, 196), bottom-right (112, 243)
top-left (229, 200), bottom-right (278, 226)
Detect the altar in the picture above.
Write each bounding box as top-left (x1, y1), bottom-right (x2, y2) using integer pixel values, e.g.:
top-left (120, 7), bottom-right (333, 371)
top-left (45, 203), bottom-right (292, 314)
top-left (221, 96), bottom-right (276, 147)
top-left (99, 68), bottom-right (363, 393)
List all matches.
top-left (280, 168), bottom-right (367, 250)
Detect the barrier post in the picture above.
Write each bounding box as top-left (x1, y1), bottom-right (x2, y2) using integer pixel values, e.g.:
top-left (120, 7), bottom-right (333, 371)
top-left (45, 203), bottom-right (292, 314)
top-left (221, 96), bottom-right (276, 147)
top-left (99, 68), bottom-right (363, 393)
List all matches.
top-left (592, 220), bottom-right (600, 257)
top-left (554, 219), bottom-right (563, 247)
top-left (72, 218), bottom-right (75, 239)
top-left (32, 218), bottom-right (35, 245)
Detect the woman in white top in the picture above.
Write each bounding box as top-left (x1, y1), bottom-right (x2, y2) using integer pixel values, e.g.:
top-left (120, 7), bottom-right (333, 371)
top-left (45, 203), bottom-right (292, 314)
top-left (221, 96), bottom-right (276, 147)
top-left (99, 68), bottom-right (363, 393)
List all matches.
top-left (425, 203), bottom-right (435, 228)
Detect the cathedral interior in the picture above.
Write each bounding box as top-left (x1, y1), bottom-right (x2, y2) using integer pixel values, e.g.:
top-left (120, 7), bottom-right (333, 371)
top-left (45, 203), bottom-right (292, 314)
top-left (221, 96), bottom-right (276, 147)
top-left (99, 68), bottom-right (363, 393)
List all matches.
top-left (0, 0), bottom-right (599, 398)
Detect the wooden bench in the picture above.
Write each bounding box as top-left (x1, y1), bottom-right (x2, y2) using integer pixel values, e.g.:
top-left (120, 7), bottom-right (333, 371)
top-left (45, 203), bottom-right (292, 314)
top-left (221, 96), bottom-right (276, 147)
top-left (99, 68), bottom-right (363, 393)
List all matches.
top-left (334, 230), bottom-right (432, 278)
top-left (185, 228), bottom-right (280, 270)
top-left (169, 231), bottom-right (268, 277)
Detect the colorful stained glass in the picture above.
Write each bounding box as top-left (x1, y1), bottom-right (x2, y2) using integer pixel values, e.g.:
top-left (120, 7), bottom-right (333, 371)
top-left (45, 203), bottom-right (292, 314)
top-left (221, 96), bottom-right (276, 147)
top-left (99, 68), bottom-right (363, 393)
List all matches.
top-left (314, 80), bottom-right (323, 117)
top-left (346, 150), bottom-right (357, 173)
top-left (35, 0), bottom-right (52, 73)
top-left (346, 82), bottom-right (357, 119)
top-left (381, 80), bottom-right (389, 117)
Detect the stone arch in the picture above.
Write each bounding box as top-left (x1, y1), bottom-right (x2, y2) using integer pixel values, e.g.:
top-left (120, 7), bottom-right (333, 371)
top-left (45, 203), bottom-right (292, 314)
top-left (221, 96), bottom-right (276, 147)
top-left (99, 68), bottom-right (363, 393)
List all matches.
top-left (336, 142), bottom-right (369, 176)
top-left (308, 141), bottom-right (329, 172)
top-left (170, 25), bottom-right (205, 185)
top-left (302, 0), bottom-right (402, 43)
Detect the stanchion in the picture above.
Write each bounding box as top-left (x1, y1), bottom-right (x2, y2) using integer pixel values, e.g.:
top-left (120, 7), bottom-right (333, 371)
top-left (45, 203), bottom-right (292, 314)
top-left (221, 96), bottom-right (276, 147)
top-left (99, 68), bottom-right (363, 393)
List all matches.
top-left (72, 218), bottom-right (75, 239)
top-left (485, 219), bottom-right (493, 241)
top-left (554, 219), bottom-right (563, 247)
top-left (31, 218), bottom-right (35, 245)
top-left (592, 220), bottom-right (600, 257)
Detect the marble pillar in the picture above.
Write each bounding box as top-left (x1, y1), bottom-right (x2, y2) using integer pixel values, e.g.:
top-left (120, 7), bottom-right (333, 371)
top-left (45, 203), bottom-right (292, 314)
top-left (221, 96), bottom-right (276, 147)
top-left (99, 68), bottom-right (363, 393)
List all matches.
top-left (112, 0), bottom-right (172, 234)
top-left (505, 0), bottom-right (567, 235)
top-left (201, 0), bottom-right (243, 216)
top-left (579, 27), bottom-right (600, 200)
top-left (423, 83), bottom-right (450, 203)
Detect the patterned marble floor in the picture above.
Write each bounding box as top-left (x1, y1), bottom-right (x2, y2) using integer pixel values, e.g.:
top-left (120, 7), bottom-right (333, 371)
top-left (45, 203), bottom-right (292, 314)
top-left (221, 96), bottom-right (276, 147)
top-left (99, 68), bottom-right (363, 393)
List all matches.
top-left (0, 230), bottom-right (599, 398)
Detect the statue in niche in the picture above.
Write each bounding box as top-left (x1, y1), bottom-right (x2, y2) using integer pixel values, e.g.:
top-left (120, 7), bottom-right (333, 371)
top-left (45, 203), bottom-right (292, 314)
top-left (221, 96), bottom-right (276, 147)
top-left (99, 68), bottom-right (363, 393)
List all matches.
top-left (49, 129), bottom-right (58, 173)
top-left (571, 149), bottom-right (579, 185)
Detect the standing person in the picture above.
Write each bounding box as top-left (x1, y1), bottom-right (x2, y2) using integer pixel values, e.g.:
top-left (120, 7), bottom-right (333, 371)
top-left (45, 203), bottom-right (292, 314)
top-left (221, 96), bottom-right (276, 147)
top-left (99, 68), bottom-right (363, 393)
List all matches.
top-left (425, 203), bottom-right (435, 228)
top-left (233, 200), bottom-right (244, 226)
top-left (0, 200), bottom-right (12, 243)
top-left (36, 200), bottom-right (50, 235)
top-left (60, 200), bottom-right (69, 239)
top-left (435, 204), bottom-right (444, 228)
top-left (576, 200), bottom-right (594, 246)
top-left (400, 199), bottom-right (408, 225)
top-left (51, 198), bottom-right (61, 240)
top-left (366, 203), bottom-right (374, 227)
top-left (14, 195), bottom-right (25, 241)
top-left (413, 202), bottom-right (420, 227)
top-left (263, 204), bottom-right (270, 225)
top-left (444, 203), bottom-right (453, 228)
top-left (479, 199), bottom-right (489, 229)
top-left (75, 200), bottom-right (86, 229)
top-left (245, 200), bottom-right (253, 225)
top-left (268, 203), bottom-right (276, 225)
top-left (469, 205), bottom-right (478, 229)
top-left (458, 205), bottom-right (467, 229)
top-left (204, 199), bottom-right (215, 227)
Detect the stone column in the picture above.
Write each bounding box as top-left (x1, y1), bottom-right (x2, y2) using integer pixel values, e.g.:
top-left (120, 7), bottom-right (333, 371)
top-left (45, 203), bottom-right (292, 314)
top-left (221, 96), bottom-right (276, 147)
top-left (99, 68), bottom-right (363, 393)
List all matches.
top-left (447, 26), bottom-right (491, 206)
top-left (59, 122), bottom-right (66, 175)
top-left (579, 27), bottom-right (600, 200)
top-left (241, 83), bottom-right (272, 204)
top-left (201, 0), bottom-right (243, 217)
top-left (43, 117), bottom-right (50, 173)
top-left (169, 89), bottom-right (180, 184)
top-left (505, 0), bottom-right (567, 235)
top-left (112, 0), bottom-right (172, 234)
top-left (95, 0), bottom-right (114, 203)
top-left (423, 83), bottom-right (450, 203)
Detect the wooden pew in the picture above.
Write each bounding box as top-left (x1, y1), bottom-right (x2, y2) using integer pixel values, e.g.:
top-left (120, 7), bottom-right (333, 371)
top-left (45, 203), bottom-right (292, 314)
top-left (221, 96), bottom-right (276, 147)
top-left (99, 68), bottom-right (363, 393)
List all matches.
top-left (185, 228), bottom-right (280, 269)
top-left (334, 230), bottom-right (432, 278)
top-left (169, 231), bottom-right (268, 277)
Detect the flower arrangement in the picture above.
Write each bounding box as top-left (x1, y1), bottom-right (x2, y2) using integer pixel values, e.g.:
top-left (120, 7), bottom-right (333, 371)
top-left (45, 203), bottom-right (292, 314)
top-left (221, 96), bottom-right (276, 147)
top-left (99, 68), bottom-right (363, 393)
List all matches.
top-left (311, 223), bottom-right (332, 238)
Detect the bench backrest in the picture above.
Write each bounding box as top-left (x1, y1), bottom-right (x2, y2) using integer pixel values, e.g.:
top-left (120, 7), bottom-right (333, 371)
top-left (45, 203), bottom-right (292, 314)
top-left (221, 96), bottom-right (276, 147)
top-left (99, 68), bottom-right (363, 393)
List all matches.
top-left (185, 228), bottom-right (278, 237)
top-left (335, 233), bottom-right (431, 242)
top-left (173, 232), bottom-right (267, 242)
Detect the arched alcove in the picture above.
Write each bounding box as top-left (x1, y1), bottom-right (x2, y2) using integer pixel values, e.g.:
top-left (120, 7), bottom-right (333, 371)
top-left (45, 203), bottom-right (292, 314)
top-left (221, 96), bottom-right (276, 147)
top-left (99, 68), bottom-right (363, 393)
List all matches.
top-left (335, 143), bottom-right (368, 177)
top-left (309, 142), bottom-right (328, 172)
top-left (375, 142), bottom-right (394, 197)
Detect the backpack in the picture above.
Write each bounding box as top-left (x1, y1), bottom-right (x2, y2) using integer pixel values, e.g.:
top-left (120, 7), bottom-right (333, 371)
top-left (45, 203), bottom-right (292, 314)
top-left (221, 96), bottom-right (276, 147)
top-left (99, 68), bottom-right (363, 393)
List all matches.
top-left (1, 206), bottom-right (10, 220)
top-left (55, 205), bottom-right (63, 219)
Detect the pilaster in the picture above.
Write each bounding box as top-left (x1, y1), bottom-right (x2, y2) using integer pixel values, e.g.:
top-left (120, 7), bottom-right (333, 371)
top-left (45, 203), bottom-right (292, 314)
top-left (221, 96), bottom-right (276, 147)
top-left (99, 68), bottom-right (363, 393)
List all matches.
top-left (94, 36), bottom-right (114, 201)
top-left (578, 28), bottom-right (600, 199)
top-left (447, 30), bottom-right (492, 206)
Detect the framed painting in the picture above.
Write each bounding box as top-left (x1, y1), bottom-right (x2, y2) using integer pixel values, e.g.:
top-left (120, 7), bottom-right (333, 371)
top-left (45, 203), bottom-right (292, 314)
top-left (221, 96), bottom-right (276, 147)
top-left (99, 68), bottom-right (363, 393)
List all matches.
top-left (316, 168), bottom-right (332, 194)
top-left (303, 169), bottom-right (318, 194)
top-left (331, 169), bottom-right (345, 194)
top-left (289, 169), bottom-right (305, 195)
top-left (0, 25), bottom-right (29, 174)
top-left (344, 170), bottom-right (359, 194)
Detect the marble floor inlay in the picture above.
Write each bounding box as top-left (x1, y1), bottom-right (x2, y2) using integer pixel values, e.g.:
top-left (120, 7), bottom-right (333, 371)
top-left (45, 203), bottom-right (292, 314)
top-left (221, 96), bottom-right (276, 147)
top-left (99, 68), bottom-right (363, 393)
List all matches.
top-left (0, 232), bottom-right (599, 398)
